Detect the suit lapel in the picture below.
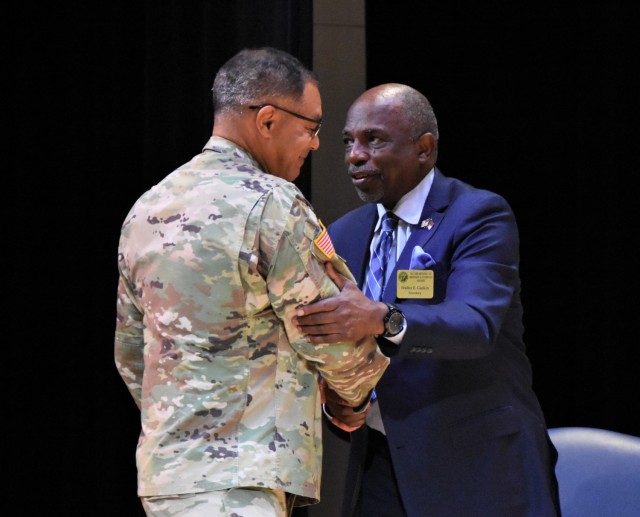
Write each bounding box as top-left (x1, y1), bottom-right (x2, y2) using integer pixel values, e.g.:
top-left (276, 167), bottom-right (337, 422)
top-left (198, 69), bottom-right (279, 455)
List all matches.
top-left (383, 169), bottom-right (450, 302)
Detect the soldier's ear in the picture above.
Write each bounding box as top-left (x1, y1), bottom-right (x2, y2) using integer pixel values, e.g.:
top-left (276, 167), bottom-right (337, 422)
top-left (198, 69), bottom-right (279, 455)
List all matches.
top-left (254, 105), bottom-right (276, 137)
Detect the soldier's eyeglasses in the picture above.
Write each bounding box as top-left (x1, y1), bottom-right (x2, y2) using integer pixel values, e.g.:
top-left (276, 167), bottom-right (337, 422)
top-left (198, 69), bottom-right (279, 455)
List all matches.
top-left (249, 103), bottom-right (322, 138)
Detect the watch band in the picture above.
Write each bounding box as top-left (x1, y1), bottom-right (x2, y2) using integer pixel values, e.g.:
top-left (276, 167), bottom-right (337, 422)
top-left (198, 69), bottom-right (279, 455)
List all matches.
top-left (382, 303), bottom-right (405, 337)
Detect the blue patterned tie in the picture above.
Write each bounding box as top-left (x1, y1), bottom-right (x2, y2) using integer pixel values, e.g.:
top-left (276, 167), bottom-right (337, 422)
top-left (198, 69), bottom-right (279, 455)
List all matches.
top-left (365, 212), bottom-right (398, 301)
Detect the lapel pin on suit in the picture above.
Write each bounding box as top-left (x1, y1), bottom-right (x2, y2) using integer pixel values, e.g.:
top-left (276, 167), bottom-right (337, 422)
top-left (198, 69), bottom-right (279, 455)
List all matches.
top-left (420, 218), bottom-right (435, 230)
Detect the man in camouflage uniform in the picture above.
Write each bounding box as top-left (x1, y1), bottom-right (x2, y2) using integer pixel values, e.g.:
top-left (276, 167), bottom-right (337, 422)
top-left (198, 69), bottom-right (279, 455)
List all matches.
top-left (115, 47), bottom-right (389, 517)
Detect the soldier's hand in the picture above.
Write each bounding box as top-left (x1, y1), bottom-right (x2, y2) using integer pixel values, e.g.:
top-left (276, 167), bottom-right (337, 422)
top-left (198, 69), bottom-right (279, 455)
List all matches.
top-left (320, 378), bottom-right (368, 432)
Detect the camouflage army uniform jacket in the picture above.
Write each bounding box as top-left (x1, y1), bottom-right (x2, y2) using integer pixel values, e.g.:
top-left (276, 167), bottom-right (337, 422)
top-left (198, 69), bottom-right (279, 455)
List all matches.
top-left (115, 136), bottom-right (389, 504)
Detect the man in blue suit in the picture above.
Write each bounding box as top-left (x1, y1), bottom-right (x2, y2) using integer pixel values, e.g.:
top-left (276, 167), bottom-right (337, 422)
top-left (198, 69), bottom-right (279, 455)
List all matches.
top-left (295, 83), bottom-right (561, 516)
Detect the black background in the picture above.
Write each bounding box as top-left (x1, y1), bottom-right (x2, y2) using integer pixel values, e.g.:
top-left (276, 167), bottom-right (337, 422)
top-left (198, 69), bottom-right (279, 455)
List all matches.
top-left (10, 2), bottom-right (638, 515)
top-left (366, 2), bottom-right (639, 438)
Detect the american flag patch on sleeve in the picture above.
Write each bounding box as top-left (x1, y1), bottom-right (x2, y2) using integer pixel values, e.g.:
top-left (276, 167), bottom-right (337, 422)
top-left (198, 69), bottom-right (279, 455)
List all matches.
top-left (314, 220), bottom-right (335, 259)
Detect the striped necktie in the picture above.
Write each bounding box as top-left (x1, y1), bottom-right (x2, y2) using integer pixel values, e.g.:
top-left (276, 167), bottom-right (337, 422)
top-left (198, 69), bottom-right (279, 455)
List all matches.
top-left (364, 212), bottom-right (398, 301)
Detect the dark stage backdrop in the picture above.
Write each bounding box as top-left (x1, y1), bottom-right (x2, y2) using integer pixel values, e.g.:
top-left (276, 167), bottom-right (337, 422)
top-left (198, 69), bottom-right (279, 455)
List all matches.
top-left (14, 2), bottom-right (638, 516)
top-left (365, 3), bottom-right (639, 436)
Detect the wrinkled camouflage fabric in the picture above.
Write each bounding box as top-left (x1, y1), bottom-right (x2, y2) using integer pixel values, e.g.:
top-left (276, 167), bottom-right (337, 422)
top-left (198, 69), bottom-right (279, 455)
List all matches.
top-left (115, 136), bottom-right (389, 505)
top-left (141, 487), bottom-right (288, 516)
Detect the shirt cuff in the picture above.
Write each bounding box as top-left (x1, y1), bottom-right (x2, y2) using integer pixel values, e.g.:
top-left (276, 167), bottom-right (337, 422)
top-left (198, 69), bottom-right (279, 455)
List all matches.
top-left (322, 402), bottom-right (335, 420)
top-left (322, 388), bottom-right (374, 419)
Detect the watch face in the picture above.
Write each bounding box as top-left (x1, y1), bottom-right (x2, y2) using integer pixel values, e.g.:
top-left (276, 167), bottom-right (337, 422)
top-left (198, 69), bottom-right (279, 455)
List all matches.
top-left (385, 308), bottom-right (405, 335)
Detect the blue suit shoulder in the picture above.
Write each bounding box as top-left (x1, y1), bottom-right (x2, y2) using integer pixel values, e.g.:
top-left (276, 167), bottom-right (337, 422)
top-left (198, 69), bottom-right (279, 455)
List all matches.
top-left (329, 169), bottom-right (515, 229)
top-left (440, 171), bottom-right (512, 204)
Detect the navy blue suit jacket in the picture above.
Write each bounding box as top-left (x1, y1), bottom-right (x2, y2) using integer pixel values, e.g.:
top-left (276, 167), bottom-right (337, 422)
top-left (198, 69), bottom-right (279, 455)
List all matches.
top-left (329, 169), bottom-right (560, 516)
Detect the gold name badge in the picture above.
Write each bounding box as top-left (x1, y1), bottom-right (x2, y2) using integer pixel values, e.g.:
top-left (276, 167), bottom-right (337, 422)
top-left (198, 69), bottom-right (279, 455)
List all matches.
top-left (396, 270), bottom-right (434, 299)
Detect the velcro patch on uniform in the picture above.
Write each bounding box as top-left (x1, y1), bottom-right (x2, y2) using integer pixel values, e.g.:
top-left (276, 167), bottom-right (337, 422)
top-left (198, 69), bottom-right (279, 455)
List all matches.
top-left (314, 220), bottom-right (335, 260)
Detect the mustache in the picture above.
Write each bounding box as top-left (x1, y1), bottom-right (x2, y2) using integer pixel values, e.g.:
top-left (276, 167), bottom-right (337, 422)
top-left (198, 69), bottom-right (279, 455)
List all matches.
top-left (348, 168), bottom-right (379, 178)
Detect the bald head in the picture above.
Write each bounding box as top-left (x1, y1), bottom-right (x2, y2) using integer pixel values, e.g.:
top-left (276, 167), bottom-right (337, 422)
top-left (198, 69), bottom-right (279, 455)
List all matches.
top-left (352, 83), bottom-right (439, 142)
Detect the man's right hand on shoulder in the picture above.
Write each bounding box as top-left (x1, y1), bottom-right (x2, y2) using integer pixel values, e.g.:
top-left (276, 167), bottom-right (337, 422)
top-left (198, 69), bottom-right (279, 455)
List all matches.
top-left (294, 262), bottom-right (388, 343)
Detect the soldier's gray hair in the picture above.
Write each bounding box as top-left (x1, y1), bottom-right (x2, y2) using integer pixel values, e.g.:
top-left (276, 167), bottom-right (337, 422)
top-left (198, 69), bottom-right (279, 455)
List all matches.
top-left (212, 47), bottom-right (319, 115)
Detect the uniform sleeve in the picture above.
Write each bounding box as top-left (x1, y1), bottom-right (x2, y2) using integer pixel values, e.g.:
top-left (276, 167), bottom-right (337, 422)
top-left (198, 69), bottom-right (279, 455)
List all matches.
top-left (114, 258), bottom-right (145, 409)
top-left (261, 185), bottom-right (389, 407)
